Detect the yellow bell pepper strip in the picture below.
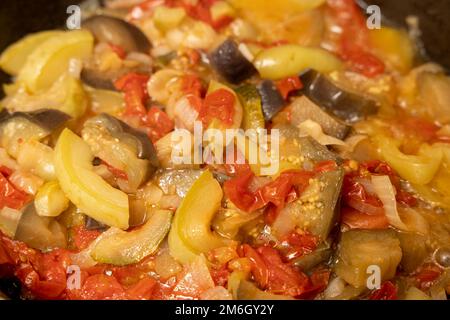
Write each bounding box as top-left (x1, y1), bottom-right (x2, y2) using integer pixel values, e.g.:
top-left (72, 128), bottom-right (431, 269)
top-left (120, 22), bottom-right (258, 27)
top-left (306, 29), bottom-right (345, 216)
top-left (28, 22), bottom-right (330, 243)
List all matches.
top-left (0, 31), bottom-right (64, 76)
top-left (375, 136), bottom-right (443, 185)
top-left (17, 30), bottom-right (94, 93)
top-left (369, 27), bottom-right (414, 74)
top-left (54, 129), bottom-right (129, 229)
top-left (168, 170), bottom-right (229, 263)
top-left (253, 45), bottom-right (342, 80)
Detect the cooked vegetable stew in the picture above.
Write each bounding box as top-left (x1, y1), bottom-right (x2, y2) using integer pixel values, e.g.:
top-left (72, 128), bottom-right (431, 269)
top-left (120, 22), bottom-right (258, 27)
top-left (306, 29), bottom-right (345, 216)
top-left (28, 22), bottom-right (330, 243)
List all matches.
top-left (0, 0), bottom-right (449, 300)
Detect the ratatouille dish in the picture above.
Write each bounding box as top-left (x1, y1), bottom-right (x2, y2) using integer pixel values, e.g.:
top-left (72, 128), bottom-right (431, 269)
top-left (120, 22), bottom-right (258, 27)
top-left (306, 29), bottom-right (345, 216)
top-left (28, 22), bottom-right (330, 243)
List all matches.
top-left (0, 0), bottom-right (449, 300)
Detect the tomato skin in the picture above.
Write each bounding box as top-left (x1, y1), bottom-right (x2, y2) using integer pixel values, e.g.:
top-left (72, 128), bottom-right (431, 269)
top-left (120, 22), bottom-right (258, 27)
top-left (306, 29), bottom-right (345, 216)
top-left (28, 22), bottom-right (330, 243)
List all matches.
top-left (145, 106), bottom-right (175, 142)
top-left (341, 206), bottom-right (389, 230)
top-left (101, 160), bottom-right (128, 181)
top-left (395, 115), bottom-right (450, 145)
top-left (276, 76), bottom-right (303, 100)
top-left (360, 160), bottom-right (418, 207)
top-left (126, 277), bottom-right (157, 300)
top-left (209, 264), bottom-right (230, 287)
top-left (2, 240), bottom-right (71, 300)
top-left (71, 225), bottom-right (101, 251)
top-left (181, 74), bottom-right (204, 97)
top-left (279, 231), bottom-right (319, 261)
top-left (224, 163), bottom-right (337, 223)
top-left (341, 49), bottom-right (385, 78)
top-left (242, 244), bottom-right (269, 289)
top-left (327, 0), bottom-right (385, 77)
top-left (302, 268), bottom-right (331, 298)
top-left (340, 160), bottom-right (407, 230)
top-left (200, 88), bottom-right (236, 126)
top-left (67, 272), bottom-right (157, 300)
top-left (369, 281), bottom-right (397, 300)
top-left (0, 167), bottom-right (30, 210)
top-left (256, 246), bottom-right (310, 297)
top-left (343, 177), bottom-right (384, 216)
top-left (314, 160), bottom-right (338, 173)
top-left (1, 231), bottom-right (162, 300)
top-left (115, 72), bottom-right (150, 118)
top-left (413, 263), bottom-right (443, 290)
top-left (242, 244), bottom-right (330, 298)
top-left (224, 167), bottom-right (315, 214)
top-left (115, 73), bottom-right (174, 143)
top-left (68, 274), bottom-right (127, 300)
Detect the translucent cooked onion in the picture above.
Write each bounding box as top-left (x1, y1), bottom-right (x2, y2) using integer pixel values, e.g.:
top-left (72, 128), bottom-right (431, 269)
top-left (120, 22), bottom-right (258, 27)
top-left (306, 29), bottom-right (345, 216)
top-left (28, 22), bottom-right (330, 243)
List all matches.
top-left (323, 277), bottom-right (346, 299)
top-left (0, 207), bottom-right (23, 238)
top-left (154, 249), bottom-right (182, 279)
top-left (298, 120), bottom-right (346, 146)
top-left (200, 286), bottom-right (233, 300)
top-left (0, 148), bottom-right (18, 171)
top-left (156, 169), bottom-right (202, 197)
top-left (8, 170), bottom-right (44, 195)
top-left (158, 194), bottom-right (182, 210)
top-left (17, 141), bottom-right (56, 181)
top-left (371, 175), bottom-right (408, 231)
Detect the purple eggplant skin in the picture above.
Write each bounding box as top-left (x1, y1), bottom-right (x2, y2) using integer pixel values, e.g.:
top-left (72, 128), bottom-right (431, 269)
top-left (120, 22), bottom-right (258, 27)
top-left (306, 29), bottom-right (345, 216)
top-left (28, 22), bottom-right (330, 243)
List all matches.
top-left (300, 70), bottom-right (378, 123)
top-left (85, 113), bottom-right (159, 166)
top-left (0, 277), bottom-right (22, 300)
top-left (257, 80), bottom-right (286, 121)
top-left (80, 68), bottom-right (117, 91)
top-left (82, 15), bottom-right (151, 53)
top-left (0, 109), bottom-right (70, 133)
top-left (293, 243), bottom-right (332, 271)
top-left (209, 39), bottom-right (258, 84)
top-left (81, 15), bottom-right (152, 90)
top-left (85, 216), bottom-right (108, 231)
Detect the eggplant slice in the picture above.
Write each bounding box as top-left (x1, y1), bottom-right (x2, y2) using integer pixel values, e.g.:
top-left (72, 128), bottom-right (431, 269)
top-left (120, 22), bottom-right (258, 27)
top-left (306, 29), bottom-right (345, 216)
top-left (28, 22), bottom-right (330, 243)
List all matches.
top-left (0, 108), bottom-right (70, 133)
top-left (80, 15), bottom-right (152, 90)
top-left (300, 70), bottom-right (378, 123)
top-left (82, 113), bottom-right (159, 192)
top-left (257, 80), bottom-right (286, 121)
top-left (83, 113), bottom-right (159, 164)
top-left (209, 38), bottom-right (257, 84)
top-left (82, 15), bottom-right (151, 53)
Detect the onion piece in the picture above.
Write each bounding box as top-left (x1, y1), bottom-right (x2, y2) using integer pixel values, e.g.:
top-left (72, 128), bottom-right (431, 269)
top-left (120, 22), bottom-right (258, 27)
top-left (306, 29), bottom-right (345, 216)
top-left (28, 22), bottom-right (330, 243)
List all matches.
top-left (0, 207), bottom-right (23, 238)
top-left (336, 135), bottom-right (368, 154)
top-left (297, 120), bottom-right (346, 146)
top-left (171, 255), bottom-right (215, 299)
top-left (154, 249), bottom-right (182, 279)
top-left (70, 227), bottom-right (121, 269)
top-left (68, 58), bottom-right (82, 79)
top-left (371, 175), bottom-right (408, 231)
top-left (200, 286), bottom-right (233, 300)
top-left (0, 148), bottom-right (18, 171)
top-left (323, 277), bottom-right (346, 299)
top-left (8, 170), bottom-right (44, 195)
